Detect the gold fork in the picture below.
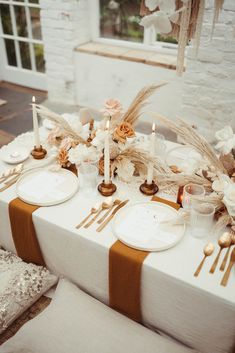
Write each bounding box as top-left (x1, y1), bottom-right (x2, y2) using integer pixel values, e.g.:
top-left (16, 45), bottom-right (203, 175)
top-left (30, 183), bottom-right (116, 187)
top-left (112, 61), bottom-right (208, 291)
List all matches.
top-left (97, 199), bottom-right (121, 224)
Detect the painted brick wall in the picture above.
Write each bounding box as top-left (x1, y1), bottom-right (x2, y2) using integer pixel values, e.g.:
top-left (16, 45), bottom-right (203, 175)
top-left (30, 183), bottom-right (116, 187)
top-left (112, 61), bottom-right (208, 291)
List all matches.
top-left (181, 0), bottom-right (235, 141)
top-left (40, 0), bottom-right (90, 104)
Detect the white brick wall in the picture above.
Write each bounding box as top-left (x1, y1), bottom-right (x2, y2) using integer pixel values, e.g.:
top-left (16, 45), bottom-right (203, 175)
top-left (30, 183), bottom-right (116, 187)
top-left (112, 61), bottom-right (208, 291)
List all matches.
top-left (182, 0), bottom-right (235, 141)
top-left (40, 0), bottom-right (91, 104)
top-left (40, 0), bottom-right (235, 141)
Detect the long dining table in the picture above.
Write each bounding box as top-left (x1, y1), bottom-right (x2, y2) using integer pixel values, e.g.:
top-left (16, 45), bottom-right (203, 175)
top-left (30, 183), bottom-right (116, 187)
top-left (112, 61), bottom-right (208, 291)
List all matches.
top-left (0, 129), bottom-right (235, 353)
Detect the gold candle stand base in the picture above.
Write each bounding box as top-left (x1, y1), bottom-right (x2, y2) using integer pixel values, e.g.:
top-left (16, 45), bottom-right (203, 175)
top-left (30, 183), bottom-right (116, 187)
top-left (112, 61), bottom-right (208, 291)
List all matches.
top-left (139, 180), bottom-right (159, 196)
top-left (98, 181), bottom-right (117, 197)
top-left (31, 145), bottom-right (47, 160)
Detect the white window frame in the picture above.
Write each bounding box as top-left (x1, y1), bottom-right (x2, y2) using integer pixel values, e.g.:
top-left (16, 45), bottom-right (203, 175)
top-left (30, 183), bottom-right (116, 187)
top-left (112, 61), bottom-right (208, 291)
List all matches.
top-left (0, 0), bottom-right (46, 90)
top-left (89, 0), bottom-right (178, 56)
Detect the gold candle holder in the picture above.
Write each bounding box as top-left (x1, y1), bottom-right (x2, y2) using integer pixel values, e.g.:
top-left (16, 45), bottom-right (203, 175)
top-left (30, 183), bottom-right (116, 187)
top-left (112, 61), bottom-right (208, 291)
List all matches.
top-left (31, 145), bottom-right (47, 160)
top-left (98, 180), bottom-right (117, 197)
top-left (139, 180), bottom-right (159, 196)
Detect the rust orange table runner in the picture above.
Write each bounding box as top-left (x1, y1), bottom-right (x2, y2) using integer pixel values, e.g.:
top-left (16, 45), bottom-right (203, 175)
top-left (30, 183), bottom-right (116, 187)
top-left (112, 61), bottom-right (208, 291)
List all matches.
top-left (9, 198), bottom-right (45, 266)
top-left (109, 196), bottom-right (180, 322)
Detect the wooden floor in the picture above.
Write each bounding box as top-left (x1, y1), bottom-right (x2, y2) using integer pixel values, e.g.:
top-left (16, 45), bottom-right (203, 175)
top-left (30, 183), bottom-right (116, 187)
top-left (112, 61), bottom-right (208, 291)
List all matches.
top-left (0, 81), bottom-right (47, 147)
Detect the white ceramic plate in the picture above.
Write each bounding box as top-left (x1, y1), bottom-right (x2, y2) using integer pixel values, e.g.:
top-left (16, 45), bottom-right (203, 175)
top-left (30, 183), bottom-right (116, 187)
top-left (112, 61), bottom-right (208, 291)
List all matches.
top-left (166, 146), bottom-right (202, 174)
top-left (16, 168), bottom-right (79, 206)
top-left (1, 147), bottom-right (30, 164)
top-left (112, 202), bottom-right (185, 252)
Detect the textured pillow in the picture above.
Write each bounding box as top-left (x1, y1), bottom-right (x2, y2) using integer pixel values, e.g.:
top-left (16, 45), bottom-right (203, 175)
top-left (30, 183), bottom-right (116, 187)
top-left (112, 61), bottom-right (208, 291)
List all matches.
top-left (0, 279), bottom-right (197, 353)
top-left (0, 249), bottom-right (57, 334)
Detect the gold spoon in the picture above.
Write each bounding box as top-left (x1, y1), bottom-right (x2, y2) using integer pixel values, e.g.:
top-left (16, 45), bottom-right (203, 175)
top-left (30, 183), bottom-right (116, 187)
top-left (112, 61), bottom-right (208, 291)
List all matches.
top-left (194, 243), bottom-right (214, 277)
top-left (221, 247), bottom-right (235, 286)
top-left (84, 199), bottom-right (113, 228)
top-left (76, 202), bottom-right (101, 229)
top-left (220, 232), bottom-right (235, 271)
top-left (97, 199), bottom-right (121, 224)
top-left (210, 232), bottom-right (231, 274)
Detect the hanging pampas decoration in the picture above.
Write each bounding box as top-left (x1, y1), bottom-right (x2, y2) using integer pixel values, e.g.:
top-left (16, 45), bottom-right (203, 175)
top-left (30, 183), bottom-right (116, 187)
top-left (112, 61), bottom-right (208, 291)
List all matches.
top-left (211, 0), bottom-right (224, 39)
top-left (176, 0), bottom-right (192, 76)
top-left (193, 0), bottom-right (205, 57)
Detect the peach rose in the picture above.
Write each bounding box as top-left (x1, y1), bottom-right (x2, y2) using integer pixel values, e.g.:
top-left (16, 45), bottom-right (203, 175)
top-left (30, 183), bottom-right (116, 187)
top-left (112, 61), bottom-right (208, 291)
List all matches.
top-left (101, 99), bottom-right (122, 118)
top-left (113, 122), bottom-right (135, 143)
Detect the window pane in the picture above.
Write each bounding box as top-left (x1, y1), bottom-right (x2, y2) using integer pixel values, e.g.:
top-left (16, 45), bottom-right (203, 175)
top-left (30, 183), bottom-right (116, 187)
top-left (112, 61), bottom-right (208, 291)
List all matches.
top-left (100, 0), bottom-right (143, 43)
top-left (14, 5), bottom-right (28, 37)
top-left (34, 43), bottom-right (45, 72)
top-left (19, 41), bottom-right (31, 69)
top-left (156, 33), bottom-right (178, 45)
top-left (29, 0), bottom-right (39, 3)
top-left (30, 7), bottom-right (42, 40)
top-left (0, 4), bottom-right (13, 35)
top-left (4, 39), bottom-right (17, 66)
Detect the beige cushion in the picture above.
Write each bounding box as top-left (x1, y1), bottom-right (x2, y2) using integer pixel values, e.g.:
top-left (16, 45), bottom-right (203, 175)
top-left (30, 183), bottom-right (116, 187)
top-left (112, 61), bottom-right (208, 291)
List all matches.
top-left (1, 279), bottom-right (197, 353)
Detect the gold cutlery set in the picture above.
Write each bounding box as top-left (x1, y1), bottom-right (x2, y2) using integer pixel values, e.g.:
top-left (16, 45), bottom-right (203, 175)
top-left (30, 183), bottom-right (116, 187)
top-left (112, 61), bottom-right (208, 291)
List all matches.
top-left (194, 231), bottom-right (235, 286)
top-left (76, 199), bottom-right (129, 232)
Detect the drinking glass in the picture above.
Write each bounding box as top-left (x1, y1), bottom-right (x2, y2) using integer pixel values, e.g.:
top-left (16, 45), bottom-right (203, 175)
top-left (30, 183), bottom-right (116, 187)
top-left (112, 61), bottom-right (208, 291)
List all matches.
top-left (190, 203), bottom-right (215, 238)
top-left (182, 183), bottom-right (205, 209)
top-left (78, 164), bottom-right (98, 194)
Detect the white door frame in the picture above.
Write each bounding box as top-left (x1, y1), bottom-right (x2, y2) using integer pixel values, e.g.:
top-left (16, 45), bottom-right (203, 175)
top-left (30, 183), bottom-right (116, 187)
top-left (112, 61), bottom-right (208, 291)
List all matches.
top-left (0, 0), bottom-right (47, 90)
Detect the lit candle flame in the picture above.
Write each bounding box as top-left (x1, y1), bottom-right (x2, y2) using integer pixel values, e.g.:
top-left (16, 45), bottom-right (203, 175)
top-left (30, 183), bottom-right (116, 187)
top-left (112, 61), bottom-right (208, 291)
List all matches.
top-left (32, 96), bottom-right (36, 103)
top-left (152, 123), bottom-right (155, 133)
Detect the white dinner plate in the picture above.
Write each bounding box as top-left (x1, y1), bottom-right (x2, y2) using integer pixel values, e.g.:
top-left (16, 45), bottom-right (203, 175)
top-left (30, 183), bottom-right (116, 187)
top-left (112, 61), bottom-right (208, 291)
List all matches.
top-left (16, 168), bottom-right (79, 206)
top-left (1, 147), bottom-right (30, 164)
top-left (166, 146), bottom-right (202, 174)
top-left (112, 202), bottom-right (185, 252)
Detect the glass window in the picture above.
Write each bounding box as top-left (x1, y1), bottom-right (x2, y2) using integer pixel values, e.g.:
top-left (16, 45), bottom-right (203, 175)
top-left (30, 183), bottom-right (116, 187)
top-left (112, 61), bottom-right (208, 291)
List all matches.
top-left (34, 43), bottom-right (45, 72)
top-left (29, 0), bottom-right (39, 3)
top-left (14, 5), bottom-right (28, 37)
top-left (99, 0), bottom-right (143, 43)
top-left (19, 41), bottom-right (31, 69)
top-left (0, 4), bottom-right (13, 35)
top-left (30, 7), bottom-right (42, 40)
top-left (4, 39), bottom-right (17, 66)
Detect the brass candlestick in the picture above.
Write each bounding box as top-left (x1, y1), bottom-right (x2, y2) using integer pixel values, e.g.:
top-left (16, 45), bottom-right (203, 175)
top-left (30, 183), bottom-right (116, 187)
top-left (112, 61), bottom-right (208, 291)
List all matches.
top-left (98, 180), bottom-right (117, 197)
top-left (31, 145), bottom-right (47, 160)
top-left (139, 180), bottom-right (159, 196)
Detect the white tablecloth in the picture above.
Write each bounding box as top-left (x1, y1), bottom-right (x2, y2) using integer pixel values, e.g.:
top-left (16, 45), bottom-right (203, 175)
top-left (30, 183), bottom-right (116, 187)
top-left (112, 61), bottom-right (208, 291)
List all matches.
top-left (0, 131), bottom-right (235, 353)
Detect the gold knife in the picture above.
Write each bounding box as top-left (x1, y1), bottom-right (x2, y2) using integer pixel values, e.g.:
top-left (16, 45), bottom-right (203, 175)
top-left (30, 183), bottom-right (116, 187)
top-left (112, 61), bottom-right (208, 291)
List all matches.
top-left (96, 199), bottom-right (129, 232)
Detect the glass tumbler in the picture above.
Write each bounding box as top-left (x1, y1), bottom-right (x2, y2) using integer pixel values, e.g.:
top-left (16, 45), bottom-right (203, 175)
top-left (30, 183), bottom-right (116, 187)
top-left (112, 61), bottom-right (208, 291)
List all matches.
top-left (182, 183), bottom-right (205, 209)
top-left (190, 203), bottom-right (215, 238)
top-left (78, 164), bottom-right (98, 194)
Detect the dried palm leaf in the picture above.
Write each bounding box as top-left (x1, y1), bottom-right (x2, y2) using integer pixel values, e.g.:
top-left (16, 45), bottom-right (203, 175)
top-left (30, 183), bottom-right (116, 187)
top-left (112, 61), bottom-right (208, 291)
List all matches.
top-left (213, 213), bottom-right (232, 233)
top-left (122, 83), bottom-right (167, 126)
top-left (150, 112), bottom-right (227, 174)
top-left (36, 104), bottom-right (89, 146)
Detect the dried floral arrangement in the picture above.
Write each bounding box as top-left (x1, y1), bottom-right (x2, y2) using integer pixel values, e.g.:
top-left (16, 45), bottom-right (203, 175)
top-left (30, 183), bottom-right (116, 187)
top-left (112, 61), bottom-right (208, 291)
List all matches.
top-left (151, 112), bottom-right (235, 231)
top-left (36, 83), bottom-right (166, 183)
top-left (139, 0), bottom-right (224, 75)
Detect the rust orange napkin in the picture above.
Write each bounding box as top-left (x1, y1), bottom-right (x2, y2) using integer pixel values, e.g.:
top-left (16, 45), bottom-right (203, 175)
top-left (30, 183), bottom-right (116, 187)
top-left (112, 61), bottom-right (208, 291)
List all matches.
top-left (109, 196), bottom-right (180, 322)
top-left (9, 198), bottom-right (45, 266)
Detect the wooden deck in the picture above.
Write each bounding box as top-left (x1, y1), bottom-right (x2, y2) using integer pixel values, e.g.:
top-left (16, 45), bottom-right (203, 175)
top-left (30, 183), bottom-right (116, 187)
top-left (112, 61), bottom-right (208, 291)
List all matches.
top-left (0, 82), bottom-right (47, 147)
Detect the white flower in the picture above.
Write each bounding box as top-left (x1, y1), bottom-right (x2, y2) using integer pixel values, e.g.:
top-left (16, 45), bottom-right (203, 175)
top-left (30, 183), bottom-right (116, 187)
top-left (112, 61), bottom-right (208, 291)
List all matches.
top-left (212, 174), bottom-right (230, 193)
top-left (68, 144), bottom-right (98, 165)
top-left (91, 129), bottom-right (106, 151)
top-left (223, 183), bottom-right (235, 217)
top-left (145, 0), bottom-right (175, 12)
top-left (140, 10), bottom-right (179, 34)
top-left (116, 159), bottom-right (135, 183)
top-left (215, 126), bottom-right (235, 155)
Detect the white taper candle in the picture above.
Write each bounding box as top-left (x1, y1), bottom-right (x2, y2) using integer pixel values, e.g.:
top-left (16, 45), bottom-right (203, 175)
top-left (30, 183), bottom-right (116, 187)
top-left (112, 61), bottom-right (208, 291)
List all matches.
top-left (32, 96), bottom-right (40, 148)
top-left (146, 123), bottom-right (156, 185)
top-left (104, 120), bottom-right (110, 184)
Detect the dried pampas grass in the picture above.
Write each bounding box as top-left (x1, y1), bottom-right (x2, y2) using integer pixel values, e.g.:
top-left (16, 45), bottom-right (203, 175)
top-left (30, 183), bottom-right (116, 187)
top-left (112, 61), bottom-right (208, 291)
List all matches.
top-left (150, 113), bottom-right (227, 174)
top-left (36, 105), bottom-right (89, 146)
top-left (122, 83), bottom-right (167, 126)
